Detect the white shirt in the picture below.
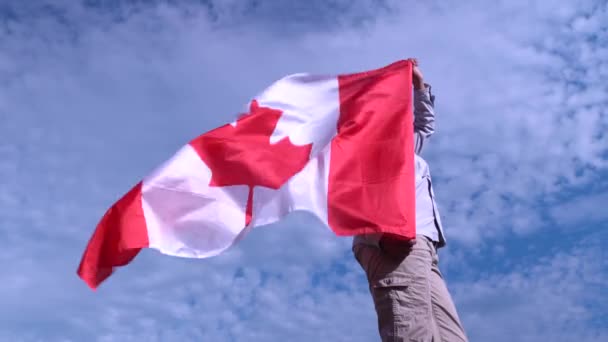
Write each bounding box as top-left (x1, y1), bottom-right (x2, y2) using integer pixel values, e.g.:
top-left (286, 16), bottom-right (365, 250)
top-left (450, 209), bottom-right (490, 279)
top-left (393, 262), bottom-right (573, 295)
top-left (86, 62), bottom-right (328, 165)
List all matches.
top-left (352, 85), bottom-right (446, 248)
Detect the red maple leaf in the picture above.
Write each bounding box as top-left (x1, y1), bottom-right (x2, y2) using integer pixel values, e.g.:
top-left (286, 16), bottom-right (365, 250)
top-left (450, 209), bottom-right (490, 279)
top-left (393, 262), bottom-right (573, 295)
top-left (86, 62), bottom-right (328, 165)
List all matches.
top-left (190, 100), bottom-right (312, 225)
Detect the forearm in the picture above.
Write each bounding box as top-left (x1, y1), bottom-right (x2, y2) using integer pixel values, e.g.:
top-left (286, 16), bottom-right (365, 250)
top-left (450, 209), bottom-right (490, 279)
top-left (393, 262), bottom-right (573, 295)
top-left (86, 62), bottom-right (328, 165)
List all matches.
top-left (409, 59), bottom-right (436, 153)
top-left (414, 84), bottom-right (435, 135)
top-left (413, 76), bottom-right (426, 90)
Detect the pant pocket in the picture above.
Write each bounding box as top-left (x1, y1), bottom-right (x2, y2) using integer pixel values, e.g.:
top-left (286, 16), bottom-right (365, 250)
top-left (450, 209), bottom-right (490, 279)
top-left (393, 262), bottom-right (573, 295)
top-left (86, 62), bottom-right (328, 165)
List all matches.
top-left (372, 276), bottom-right (434, 342)
top-left (372, 282), bottom-right (414, 341)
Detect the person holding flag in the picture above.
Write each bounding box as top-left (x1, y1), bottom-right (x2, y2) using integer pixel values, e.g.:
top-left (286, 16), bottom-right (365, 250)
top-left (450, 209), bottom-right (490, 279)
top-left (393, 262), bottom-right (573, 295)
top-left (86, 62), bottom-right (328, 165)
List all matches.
top-left (77, 58), bottom-right (466, 341)
top-left (353, 59), bottom-right (468, 342)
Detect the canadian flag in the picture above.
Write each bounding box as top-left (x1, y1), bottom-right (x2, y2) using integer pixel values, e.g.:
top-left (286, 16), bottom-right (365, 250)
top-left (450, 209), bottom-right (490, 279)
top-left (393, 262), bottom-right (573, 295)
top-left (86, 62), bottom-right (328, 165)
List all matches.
top-left (78, 60), bottom-right (416, 289)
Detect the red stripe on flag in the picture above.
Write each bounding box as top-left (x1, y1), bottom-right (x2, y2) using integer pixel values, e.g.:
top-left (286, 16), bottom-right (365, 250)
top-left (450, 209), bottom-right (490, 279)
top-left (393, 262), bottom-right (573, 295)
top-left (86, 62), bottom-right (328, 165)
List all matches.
top-left (77, 182), bottom-right (149, 289)
top-left (328, 60), bottom-right (416, 240)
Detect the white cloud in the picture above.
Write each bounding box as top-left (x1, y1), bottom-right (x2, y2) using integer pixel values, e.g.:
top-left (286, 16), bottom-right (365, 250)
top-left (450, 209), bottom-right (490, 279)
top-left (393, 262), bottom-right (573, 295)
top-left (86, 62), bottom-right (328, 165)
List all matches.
top-left (551, 192), bottom-right (608, 227)
top-left (453, 234), bottom-right (607, 342)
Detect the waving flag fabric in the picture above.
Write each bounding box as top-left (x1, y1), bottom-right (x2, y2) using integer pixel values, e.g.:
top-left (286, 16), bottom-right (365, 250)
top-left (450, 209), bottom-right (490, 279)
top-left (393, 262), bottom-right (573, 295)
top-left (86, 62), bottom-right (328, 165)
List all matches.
top-left (78, 60), bottom-right (416, 289)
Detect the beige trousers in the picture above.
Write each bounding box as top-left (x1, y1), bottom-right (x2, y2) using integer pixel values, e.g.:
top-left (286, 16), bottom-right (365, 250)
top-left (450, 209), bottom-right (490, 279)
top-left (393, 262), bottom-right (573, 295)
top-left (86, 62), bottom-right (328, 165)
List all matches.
top-left (353, 236), bottom-right (468, 342)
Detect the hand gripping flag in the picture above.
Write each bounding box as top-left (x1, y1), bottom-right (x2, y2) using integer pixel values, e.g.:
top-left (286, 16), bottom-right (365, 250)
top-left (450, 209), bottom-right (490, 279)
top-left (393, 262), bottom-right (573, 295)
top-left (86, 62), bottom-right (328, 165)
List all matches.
top-left (77, 60), bottom-right (416, 289)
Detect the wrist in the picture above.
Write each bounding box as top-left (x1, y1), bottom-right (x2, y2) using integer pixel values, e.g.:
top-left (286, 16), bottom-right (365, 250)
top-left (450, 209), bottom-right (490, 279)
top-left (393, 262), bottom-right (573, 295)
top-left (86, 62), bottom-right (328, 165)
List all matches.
top-left (413, 79), bottom-right (426, 90)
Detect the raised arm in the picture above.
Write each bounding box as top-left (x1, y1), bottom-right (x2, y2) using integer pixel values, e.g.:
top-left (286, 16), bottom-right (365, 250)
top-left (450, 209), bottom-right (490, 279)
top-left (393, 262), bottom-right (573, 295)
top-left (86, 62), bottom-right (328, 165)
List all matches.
top-left (411, 59), bottom-right (436, 154)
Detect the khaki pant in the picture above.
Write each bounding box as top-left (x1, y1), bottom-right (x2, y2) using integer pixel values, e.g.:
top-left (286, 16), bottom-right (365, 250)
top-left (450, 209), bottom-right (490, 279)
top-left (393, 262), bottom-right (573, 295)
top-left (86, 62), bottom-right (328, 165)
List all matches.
top-left (353, 236), bottom-right (468, 342)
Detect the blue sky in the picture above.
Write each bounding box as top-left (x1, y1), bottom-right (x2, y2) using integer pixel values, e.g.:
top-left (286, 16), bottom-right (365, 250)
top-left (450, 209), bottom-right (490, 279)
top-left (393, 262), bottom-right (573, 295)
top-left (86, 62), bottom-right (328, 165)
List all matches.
top-left (1, 0), bottom-right (606, 341)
